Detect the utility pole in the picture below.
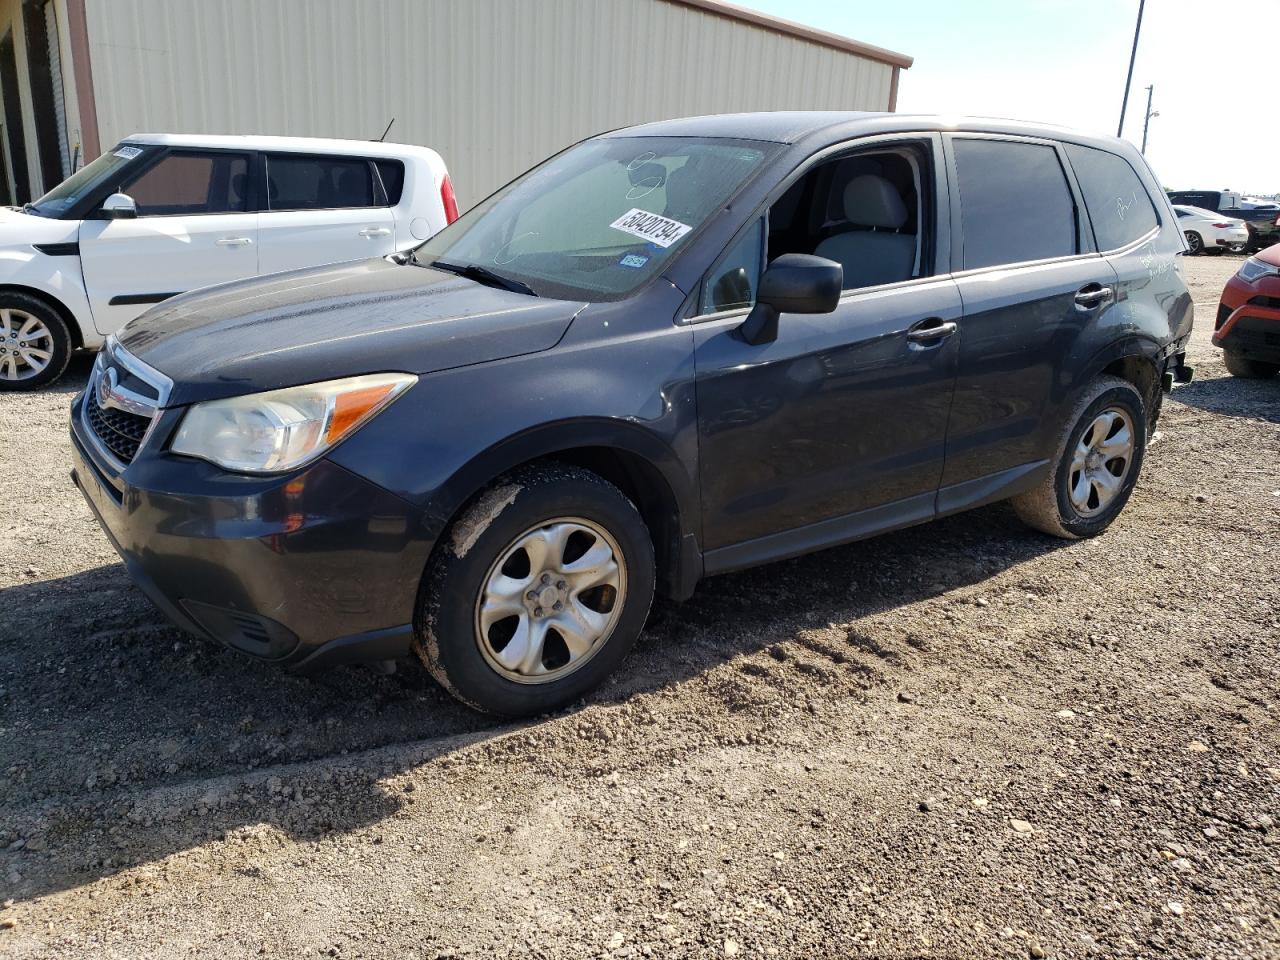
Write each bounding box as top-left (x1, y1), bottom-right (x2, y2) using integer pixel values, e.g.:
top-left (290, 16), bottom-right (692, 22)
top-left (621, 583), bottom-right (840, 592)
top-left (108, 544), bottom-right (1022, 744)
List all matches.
top-left (1117, 0), bottom-right (1146, 137)
top-left (1140, 85), bottom-right (1158, 154)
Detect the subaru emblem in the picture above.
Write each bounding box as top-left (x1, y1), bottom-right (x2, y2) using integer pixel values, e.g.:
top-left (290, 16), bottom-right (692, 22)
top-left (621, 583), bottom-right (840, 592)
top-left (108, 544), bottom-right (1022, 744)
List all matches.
top-left (97, 367), bottom-right (118, 409)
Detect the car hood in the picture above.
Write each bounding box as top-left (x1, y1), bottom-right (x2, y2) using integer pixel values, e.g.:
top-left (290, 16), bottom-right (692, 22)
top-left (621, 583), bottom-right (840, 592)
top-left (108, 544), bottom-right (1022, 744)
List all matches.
top-left (1257, 243), bottom-right (1280, 269)
top-left (116, 257), bottom-right (587, 405)
top-left (0, 206), bottom-right (79, 245)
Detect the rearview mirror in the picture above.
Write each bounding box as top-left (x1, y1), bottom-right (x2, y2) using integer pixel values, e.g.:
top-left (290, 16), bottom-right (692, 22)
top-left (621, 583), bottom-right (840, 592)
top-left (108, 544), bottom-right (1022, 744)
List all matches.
top-left (100, 192), bottom-right (137, 220)
top-left (738, 253), bottom-right (842, 346)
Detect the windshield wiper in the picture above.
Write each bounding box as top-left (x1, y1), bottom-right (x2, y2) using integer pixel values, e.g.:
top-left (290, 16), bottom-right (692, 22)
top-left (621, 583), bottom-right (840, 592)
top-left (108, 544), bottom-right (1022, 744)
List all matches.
top-left (430, 260), bottom-right (537, 297)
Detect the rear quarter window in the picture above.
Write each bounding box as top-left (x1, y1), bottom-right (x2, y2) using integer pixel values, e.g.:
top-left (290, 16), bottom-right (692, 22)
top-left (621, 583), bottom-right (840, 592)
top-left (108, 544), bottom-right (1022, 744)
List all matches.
top-left (1065, 144), bottom-right (1159, 251)
top-left (374, 159), bottom-right (405, 205)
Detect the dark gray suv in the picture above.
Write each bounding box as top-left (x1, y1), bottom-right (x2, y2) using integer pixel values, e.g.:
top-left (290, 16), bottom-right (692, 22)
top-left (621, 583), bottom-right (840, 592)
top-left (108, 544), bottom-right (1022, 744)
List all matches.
top-left (70, 113), bottom-right (1193, 716)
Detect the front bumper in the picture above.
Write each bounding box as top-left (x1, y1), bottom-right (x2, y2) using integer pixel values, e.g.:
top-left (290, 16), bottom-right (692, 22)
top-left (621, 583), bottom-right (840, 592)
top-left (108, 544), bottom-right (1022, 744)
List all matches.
top-left (1214, 277), bottom-right (1280, 363)
top-left (69, 389), bottom-right (431, 672)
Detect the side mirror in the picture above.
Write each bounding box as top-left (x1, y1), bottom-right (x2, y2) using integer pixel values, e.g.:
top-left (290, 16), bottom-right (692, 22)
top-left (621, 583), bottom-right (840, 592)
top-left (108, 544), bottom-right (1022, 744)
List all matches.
top-left (738, 253), bottom-right (842, 346)
top-left (100, 192), bottom-right (137, 220)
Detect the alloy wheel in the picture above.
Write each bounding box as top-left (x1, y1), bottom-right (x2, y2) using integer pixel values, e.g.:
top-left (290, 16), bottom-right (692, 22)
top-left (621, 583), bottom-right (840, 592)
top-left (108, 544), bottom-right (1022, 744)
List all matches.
top-left (1067, 407), bottom-right (1135, 517)
top-left (474, 518), bottom-right (627, 683)
top-left (0, 309), bottom-right (54, 382)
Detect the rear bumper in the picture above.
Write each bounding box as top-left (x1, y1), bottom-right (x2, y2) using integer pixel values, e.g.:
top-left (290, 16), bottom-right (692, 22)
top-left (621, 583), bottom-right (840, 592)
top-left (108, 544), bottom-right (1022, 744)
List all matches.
top-left (69, 391), bottom-right (431, 671)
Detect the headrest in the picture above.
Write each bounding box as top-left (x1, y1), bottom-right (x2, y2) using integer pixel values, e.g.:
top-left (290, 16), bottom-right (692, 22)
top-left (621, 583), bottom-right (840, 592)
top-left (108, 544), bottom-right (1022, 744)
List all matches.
top-left (843, 174), bottom-right (907, 229)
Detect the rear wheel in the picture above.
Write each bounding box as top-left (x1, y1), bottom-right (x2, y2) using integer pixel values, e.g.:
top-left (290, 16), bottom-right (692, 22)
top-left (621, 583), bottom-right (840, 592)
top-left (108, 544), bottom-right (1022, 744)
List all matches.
top-left (414, 463), bottom-right (655, 716)
top-left (0, 294), bottom-right (72, 390)
top-left (1184, 231), bottom-right (1204, 255)
top-left (1223, 350), bottom-right (1279, 379)
top-left (1012, 375), bottom-right (1146, 539)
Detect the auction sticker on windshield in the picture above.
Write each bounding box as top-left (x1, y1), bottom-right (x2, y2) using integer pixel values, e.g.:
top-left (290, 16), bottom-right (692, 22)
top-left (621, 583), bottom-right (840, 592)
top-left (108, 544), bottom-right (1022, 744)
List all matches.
top-left (609, 208), bottom-right (692, 248)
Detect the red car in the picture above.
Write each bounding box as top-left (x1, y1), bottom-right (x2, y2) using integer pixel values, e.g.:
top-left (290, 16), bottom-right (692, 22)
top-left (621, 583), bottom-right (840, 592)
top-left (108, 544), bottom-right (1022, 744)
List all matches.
top-left (1215, 243), bottom-right (1280, 378)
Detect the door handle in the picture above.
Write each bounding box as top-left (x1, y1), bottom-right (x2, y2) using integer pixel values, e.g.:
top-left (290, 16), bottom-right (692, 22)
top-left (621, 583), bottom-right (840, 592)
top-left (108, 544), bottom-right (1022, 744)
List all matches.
top-left (359, 227), bottom-right (392, 238)
top-left (1074, 283), bottom-right (1114, 308)
top-left (906, 318), bottom-right (958, 343)
top-left (216, 236), bottom-right (253, 246)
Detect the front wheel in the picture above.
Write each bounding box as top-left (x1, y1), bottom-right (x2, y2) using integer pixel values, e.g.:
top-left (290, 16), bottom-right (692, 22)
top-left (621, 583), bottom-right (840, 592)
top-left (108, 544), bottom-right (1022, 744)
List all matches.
top-left (1223, 350), bottom-right (1279, 379)
top-left (0, 293), bottom-right (72, 390)
top-left (1012, 375), bottom-right (1147, 539)
top-left (1184, 231), bottom-right (1204, 255)
top-left (414, 463), bottom-right (655, 716)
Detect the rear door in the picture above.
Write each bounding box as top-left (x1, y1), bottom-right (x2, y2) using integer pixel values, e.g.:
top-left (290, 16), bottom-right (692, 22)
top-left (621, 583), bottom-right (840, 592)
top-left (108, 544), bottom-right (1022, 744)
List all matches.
top-left (939, 134), bottom-right (1115, 504)
top-left (78, 149), bottom-right (257, 336)
top-left (256, 153), bottom-right (395, 274)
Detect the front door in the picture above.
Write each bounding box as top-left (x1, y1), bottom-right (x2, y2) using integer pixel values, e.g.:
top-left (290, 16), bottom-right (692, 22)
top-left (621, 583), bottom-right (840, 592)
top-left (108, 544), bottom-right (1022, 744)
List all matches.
top-left (79, 149), bottom-right (257, 336)
top-left (692, 135), bottom-right (961, 565)
top-left (257, 153), bottom-right (395, 275)
top-left (695, 279), bottom-right (963, 559)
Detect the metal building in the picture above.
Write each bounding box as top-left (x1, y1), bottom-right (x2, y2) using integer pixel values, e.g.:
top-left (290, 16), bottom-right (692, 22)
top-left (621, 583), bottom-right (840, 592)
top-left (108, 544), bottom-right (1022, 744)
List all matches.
top-left (0, 0), bottom-right (911, 207)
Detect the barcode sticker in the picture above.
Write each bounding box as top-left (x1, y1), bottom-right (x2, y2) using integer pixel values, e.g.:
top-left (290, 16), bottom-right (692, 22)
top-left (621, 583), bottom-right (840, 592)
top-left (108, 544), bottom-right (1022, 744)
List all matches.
top-left (609, 208), bottom-right (692, 248)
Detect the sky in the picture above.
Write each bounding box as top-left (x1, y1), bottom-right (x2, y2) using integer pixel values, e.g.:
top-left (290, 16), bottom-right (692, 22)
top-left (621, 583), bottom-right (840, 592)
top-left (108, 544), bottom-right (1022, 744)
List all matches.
top-left (738, 0), bottom-right (1279, 196)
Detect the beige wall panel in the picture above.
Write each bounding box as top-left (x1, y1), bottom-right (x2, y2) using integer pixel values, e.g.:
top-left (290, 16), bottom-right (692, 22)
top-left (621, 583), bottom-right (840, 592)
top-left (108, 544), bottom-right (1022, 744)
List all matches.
top-left (83, 0), bottom-right (895, 207)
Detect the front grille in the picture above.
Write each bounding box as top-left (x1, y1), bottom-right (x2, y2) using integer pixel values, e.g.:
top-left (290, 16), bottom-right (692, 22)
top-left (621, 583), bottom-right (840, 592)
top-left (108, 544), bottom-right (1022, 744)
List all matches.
top-left (1248, 295), bottom-right (1280, 310)
top-left (80, 343), bottom-right (169, 467)
top-left (85, 394), bottom-right (151, 463)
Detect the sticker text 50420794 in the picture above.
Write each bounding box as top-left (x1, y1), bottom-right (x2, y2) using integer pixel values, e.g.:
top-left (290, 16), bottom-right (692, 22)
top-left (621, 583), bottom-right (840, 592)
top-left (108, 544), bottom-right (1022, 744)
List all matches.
top-left (609, 208), bottom-right (693, 249)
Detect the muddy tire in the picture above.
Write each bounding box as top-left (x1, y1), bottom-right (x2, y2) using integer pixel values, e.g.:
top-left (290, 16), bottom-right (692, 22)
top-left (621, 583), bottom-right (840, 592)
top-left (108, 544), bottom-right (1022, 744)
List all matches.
top-left (1012, 375), bottom-right (1147, 539)
top-left (1223, 350), bottom-right (1278, 380)
top-left (414, 463), bottom-right (655, 717)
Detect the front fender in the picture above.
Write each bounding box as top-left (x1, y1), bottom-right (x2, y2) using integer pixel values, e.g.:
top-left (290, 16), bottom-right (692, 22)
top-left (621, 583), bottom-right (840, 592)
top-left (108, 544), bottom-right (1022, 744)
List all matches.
top-left (0, 245), bottom-right (96, 347)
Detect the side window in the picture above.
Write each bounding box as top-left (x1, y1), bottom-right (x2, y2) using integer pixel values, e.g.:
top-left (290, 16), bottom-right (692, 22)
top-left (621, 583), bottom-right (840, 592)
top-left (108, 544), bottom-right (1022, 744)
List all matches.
top-left (1064, 144), bottom-right (1159, 251)
top-left (265, 154), bottom-right (375, 211)
top-left (699, 218), bottom-right (763, 314)
top-left (764, 141), bottom-right (932, 292)
top-left (374, 159), bottom-right (405, 205)
top-left (952, 138), bottom-right (1077, 270)
top-left (124, 151), bottom-right (249, 216)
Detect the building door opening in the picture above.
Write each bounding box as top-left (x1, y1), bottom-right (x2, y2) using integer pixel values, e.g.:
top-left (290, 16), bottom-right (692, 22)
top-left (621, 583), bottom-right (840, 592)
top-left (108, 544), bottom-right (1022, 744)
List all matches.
top-left (23, 0), bottom-right (68, 189)
top-left (0, 122), bottom-right (12, 205)
top-left (0, 30), bottom-right (30, 203)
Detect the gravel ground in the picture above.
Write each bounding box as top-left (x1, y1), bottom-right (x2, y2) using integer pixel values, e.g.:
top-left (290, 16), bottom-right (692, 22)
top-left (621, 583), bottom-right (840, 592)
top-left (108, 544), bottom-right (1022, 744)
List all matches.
top-left (0, 254), bottom-right (1277, 959)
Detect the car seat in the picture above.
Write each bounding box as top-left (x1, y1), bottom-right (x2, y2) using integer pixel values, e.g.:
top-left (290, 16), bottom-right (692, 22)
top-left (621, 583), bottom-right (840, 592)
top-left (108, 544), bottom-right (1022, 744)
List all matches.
top-left (813, 174), bottom-right (915, 289)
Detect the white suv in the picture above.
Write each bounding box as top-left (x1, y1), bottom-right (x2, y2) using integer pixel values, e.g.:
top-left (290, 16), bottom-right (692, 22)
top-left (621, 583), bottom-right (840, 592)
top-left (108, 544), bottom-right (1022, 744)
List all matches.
top-left (0, 134), bottom-right (456, 389)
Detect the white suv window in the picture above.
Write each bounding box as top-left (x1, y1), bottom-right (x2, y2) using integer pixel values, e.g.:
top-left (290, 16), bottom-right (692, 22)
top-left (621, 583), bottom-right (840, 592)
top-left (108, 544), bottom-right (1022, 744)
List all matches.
top-left (124, 151), bottom-right (249, 216)
top-left (265, 154), bottom-right (376, 211)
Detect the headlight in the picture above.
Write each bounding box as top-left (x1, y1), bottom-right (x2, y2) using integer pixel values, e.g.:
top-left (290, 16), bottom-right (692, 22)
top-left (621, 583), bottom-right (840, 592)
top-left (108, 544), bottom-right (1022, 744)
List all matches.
top-left (1238, 257), bottom-right (1280, 283)
top-left (171, 372), bottom-right (416, 473)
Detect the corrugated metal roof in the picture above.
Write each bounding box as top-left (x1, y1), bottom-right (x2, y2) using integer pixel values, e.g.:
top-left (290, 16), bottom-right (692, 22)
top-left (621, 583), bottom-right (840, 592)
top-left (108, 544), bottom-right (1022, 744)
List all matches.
top-left (608, 110), bottom-right (889, 143)
top-left (662, 0), bottom-right (913, 69)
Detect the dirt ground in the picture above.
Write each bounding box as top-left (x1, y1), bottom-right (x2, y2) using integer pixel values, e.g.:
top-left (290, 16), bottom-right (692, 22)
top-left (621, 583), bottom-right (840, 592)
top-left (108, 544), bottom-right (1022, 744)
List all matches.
top-left (1, 253), bottom-right (1277, 959)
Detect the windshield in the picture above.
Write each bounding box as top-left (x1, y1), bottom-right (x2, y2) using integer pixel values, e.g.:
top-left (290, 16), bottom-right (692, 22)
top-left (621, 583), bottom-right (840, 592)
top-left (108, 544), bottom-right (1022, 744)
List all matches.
top-left (413, 136), bottom-right (777, 300)
top-left (27, 143), bottom-right (150, 217)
